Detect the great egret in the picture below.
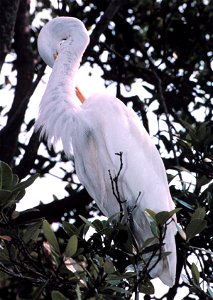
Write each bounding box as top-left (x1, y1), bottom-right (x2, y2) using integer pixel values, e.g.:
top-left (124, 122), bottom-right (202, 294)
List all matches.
top-left (35, 17), bottom-right (177, 287)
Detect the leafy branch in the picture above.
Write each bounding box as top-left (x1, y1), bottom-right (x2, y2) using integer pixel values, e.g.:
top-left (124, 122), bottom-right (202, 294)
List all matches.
top-left (0, 161), bottom-right (212, 299)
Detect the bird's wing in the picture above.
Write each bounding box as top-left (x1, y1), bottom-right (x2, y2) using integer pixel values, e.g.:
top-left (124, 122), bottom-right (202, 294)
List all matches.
top-left (70, 93), bottom-right (176, 286)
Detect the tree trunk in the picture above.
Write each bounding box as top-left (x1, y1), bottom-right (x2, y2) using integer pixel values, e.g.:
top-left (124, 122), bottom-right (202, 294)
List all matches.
top-left (0, 0), bottom-right (34, 165)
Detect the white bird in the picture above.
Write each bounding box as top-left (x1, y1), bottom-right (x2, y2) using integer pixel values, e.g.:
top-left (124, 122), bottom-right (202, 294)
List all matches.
top-left (35, 17), bottom-right (177, 287)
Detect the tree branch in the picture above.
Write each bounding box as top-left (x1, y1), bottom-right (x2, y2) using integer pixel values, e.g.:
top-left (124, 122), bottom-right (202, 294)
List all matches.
top-left (14, 131), bottom-right (41, 179)
top-left (17, 189), bottom-right (93, 224)
top-left (0, 0), bottom-right (34, 165)
top-left (0, 0), bottom-right (20, 72)
top-left (83, 0), bottom-right (125, 63)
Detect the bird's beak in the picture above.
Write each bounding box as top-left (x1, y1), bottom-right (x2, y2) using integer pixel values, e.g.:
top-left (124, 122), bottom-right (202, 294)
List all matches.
top-left (75, 87), bottom-right (85, 103)
top-left (53, 52), bottom-right (58, 60)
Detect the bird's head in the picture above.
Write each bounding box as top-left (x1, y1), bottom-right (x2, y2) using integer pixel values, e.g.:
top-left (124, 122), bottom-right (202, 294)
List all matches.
top-left (37, 17), bottom-right (90, 68)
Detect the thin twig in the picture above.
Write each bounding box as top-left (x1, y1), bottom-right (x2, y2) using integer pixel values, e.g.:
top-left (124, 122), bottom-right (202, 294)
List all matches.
top-left (108, 152), bottom-right (126, 221)
top-left (127, 191), bottom-right (141, 233)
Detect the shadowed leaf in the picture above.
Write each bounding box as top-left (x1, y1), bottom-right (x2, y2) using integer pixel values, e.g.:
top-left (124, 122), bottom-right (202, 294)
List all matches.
top-left (186, 219), bottom-right (207, 241)
top-left (43, 220), bottom-right (60, 255)
top-left (12, 173), bottom-right (39, 193)
top-left (51, 290), bottom-right (67, 300)
top-left (191, 263), bottom-right (200, 285)
top-left (155, 208), bottom-right (181, 225)
top-left (191, 207), bottom-right (206, 220)
top-left (139, 279), bottom-right (154, 295)
top-left (0, 161), bottom-right (13, 190)
top-left (65, 235), bottom-right (78, 257)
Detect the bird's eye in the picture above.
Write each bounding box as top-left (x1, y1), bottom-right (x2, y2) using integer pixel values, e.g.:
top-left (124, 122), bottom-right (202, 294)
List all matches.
top-left (59, 38), bottom-right (67, 46)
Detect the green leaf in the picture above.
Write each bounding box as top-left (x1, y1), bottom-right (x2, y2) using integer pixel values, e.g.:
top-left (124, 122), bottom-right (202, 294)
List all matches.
top-left (155, 211), bottom-right (171, 225)
top-left (65, 235), bottom-right (78, 257)
top-left (103, 260), bottom-right (115, 274)
top-left (145, 209), bottom-right (156, 221)
top-left (23, 220), bottom-right (43, 243)
top-left (51, 290), bottom-right (67, 300)
top-left (197, 175), bottom-right (212, 188)
top-left (106, 274), bottom-right (122, 285)
top-left (0, 189), bottom-right (12, 205)
top-left (79, 215), bottom-right (95, 228)
top-left (161, 251), bottom-right (172, 258)
top-left (174, 198), bottom-right (194, 210)
top-left (191, 207), bottom-right (206, 220)
top-left (82, 222), bottom-right (90, 237)
top-left (92, 219), bottom-right (104, 231)
top-left (186, 219), bottom-right (207, 241)
top-left (191, 262), bottom-right (200, 285)
top-left (63, 221), bottom-right (78, 237)
top-left (11, 174), bottom-right (19, 189)
top-left (155, 208), bottom-right (181, 226)
top-left (150, 221), bottom-right (159, 238)
top-left (12, 173), bottom-right (39, 193)
top-left (0, 161), bottom-right (13, 190)
top-left (207, 286), bottom-right (213, 298)
top-left (139, 278), bottom-right (155, 295)
top-left (43, 220), bottom-right (60, 255)
top-left (143, 237), bottom-right (159, 249)
top-left (12, 189), bottom-right (26, 202)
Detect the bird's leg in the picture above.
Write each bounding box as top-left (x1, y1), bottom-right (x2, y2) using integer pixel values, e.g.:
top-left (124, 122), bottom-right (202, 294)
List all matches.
top-left (75, 86), bottom-right (85, 103)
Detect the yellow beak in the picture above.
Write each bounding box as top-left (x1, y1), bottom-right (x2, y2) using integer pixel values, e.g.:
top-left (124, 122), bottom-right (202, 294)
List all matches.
top-left (53, 52), bottom-right (58, 60)
top-left (75, 87), bottom-right (85, 103)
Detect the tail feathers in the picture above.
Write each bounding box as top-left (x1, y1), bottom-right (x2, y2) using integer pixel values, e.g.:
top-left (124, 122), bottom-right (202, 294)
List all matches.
top-left (149, 222), bottom-right (177, 287)
top-left (149, 254), bottom-right (175, 287)
top-left (133, 213), bottom-right (177, 287)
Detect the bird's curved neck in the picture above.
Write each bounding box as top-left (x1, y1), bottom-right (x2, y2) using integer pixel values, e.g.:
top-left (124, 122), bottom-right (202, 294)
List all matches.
top-left (49, 47), bottom-right (82, 108)
top-left (36, 46), bottom-right (84, 152)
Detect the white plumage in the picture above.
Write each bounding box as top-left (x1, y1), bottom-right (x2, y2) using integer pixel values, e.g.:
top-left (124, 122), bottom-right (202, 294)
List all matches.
top-left (36, 17), bottom-right (177, 287)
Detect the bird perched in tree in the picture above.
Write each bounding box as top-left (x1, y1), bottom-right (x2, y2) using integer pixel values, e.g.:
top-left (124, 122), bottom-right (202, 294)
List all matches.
top-left (35, 17), bottom-right (177, 287)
